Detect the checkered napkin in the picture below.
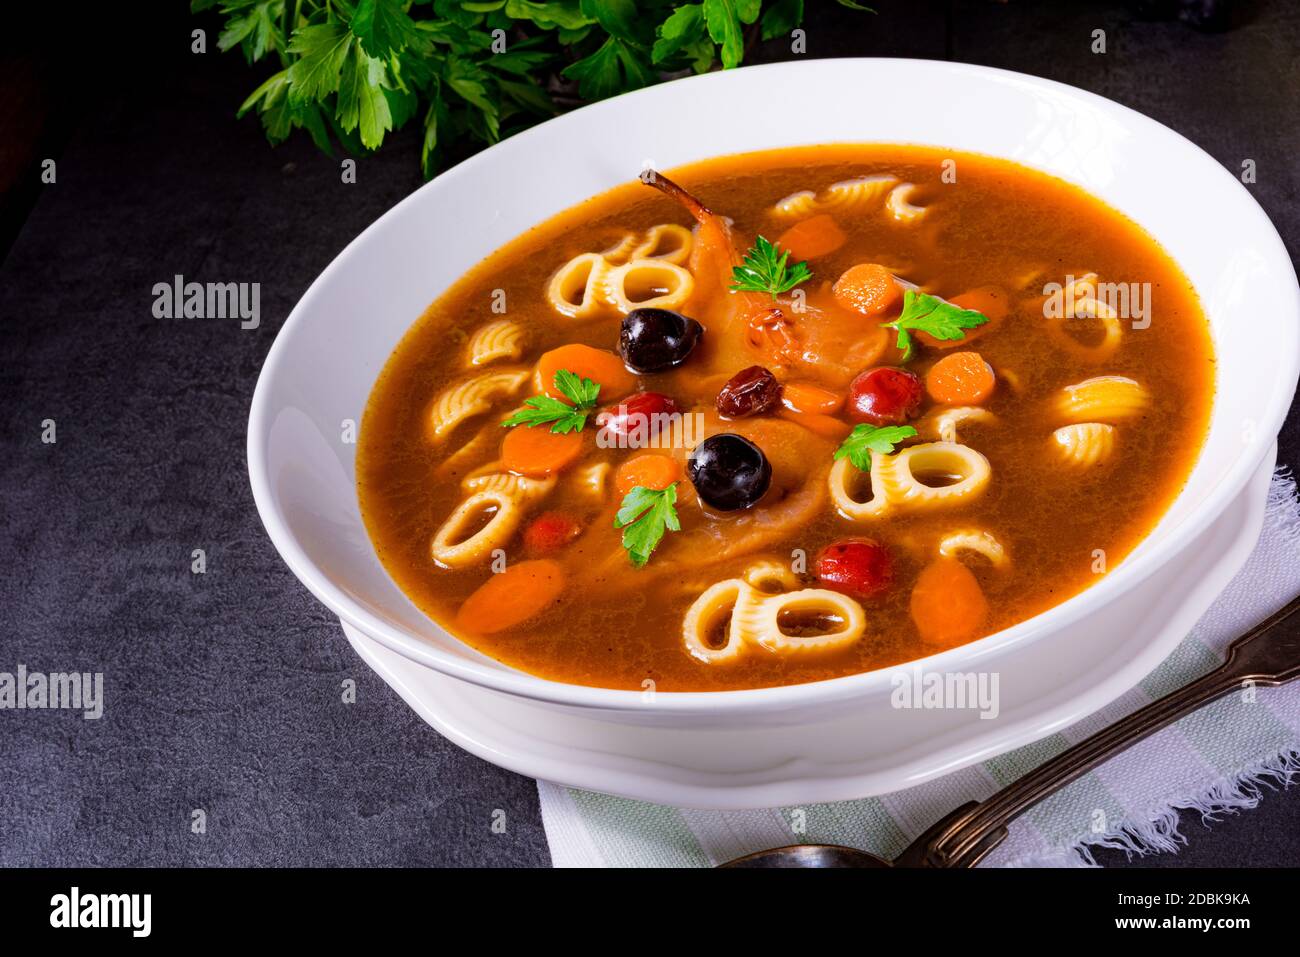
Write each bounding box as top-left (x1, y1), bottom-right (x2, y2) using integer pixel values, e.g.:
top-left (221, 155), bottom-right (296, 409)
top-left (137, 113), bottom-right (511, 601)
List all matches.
top-left (538, 471), bottom-right (1300, 867)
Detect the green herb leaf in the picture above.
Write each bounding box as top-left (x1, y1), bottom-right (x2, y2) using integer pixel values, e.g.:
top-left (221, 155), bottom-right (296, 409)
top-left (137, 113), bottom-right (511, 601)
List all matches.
top-left (505, 0), bottom-right (595, 31)
top-left (759, 0), bottom-right (802, 40)
top-left (580, 0), bottom-right (644, 44)
top-left (729, 235), bottom-right (812, 299)
top-left (351, 0), bottom-right (428, 59)
top-left (217, 0), bottom-right (282, 61)
top-left (337, 46), bottom-right (394, 149)
top-left (881, 290), bottom-right (990, 362)
top-left (286, 22), bottom-right (353, 106)
top-left (703, 0), bottom-right (761, 69)
top-left (501, 369), bottom-right (602, 433)
top-left (652, 3), bottom-right (706, 64)
top-left (614, 483), bottom-right (681, 567)
top-left (833, 424), bottom-right (918, 471)
top-left (562, 35), bottom-right (655, 99)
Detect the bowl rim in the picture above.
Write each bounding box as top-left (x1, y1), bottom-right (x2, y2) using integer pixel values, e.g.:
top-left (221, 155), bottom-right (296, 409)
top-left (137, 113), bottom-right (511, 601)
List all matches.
top-left (248, 56), bottom-right (1300, 716)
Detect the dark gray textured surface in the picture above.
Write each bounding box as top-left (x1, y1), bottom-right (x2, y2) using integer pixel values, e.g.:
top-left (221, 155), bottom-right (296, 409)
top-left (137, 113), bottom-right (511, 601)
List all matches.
top-left (1, 1), bottom-right (1297, 867)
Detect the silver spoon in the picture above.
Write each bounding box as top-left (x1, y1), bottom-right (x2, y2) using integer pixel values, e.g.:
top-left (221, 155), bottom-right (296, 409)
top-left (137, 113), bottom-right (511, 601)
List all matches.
top-left (723, 594), bottom-right (1300, 868)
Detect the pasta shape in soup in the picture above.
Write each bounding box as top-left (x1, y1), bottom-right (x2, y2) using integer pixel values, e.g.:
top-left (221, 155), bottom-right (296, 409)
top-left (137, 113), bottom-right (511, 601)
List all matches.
top-left (357, 144), bottom-right (1213, 692)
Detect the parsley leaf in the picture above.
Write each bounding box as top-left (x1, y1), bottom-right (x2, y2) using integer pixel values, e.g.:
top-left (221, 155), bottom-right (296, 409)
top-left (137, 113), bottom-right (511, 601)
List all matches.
top-left (834, 424), bottom-right (918, 471)
top-left (562, 35), bottom-right (656, 99)
top-left (729, 235), bottom-right (813, 299)
top-left (351, 0), bottom-right (428, 59)
top-left (882, 290), bottom-right (989, 362)
top-left (501, 369), bottom-right (601, 433)
top-left (338, 46), bottom-right (394, 149)
top-left (506, 2), bottom-right (596, 31)
top-left (286, 22), bottom-right (354, 106)
top-left (759, 0), bottom-right (803, 41)
top-left (614, 483), bottom-right (681, 567)
top-left (703, 0), bottom-right (761, 69)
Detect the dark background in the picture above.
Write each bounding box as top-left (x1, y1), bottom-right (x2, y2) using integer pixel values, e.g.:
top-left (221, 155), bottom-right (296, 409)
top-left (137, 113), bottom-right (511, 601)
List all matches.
top-left (1, 1), bottom-right (1297, 866)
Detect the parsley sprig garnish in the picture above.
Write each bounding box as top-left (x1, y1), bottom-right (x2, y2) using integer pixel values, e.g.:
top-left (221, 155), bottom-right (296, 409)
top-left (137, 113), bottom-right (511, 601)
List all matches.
top-left (501, 369), bottom-right (600, 434)
top-left (834, 425), bottom-right (918, 471)
top-left (614, 483), bottom-right (681, 567)
top-left (882, 290), bottom-right (989, 362)
top-left (729, 236), bottom-right (813, 299)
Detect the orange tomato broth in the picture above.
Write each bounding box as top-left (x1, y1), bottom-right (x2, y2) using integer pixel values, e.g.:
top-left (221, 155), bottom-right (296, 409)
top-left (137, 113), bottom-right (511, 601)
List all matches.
top-left (357, 144), bottom-right (1213, 692)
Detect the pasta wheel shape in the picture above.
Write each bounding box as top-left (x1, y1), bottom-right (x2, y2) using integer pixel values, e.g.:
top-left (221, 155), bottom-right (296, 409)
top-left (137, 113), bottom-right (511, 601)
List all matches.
top-left (427, 369), bottom-right (529, 442)
top-left (939, 529), bottom-right (1009, 569)
top-left (926, 406), bottom-right (997, 445)
top-left (682, 561), bottom-right (866, 664)
top-left (547, 250), bottom-right (694, 318)
top-left (829, 442), bottom-right (992, 521)
top-left (603, 259), bottom-right (695, 314)
top-left (1045, 273), bottom-right (1124, 361)
top-left (465, 319), bottom-right (526, 367)
top-left (602, 224), bottom-right (694, 266)
top-left (682, 579), bottom-right (748, 664)
top-left (434, 420), bottom-right (499, 478)
top-left (628, 224), bottom-right (693, 265)
top-left (431, 468), bottom-right (556, 568)
top-left (743, 559), bottom-right (800, 594)
top-left (462, 464), bottom-right (556, 502)
top-left (1056, 375), bottom-right (1150, 423)
top-left (571, 461), bottom-right (610, 503)
top-left (547, 253), bottom-right (612, 320)
top-left (1053, 422), bottom-right (1117, 467)
top-left (600, 232), bottom-right (639, 263)
top-left (771, 175), bottom-right (899, 219)
top-left (886, 182), bottom-right (929, 223)
top-left (431, 490), bottom-right (523, 568)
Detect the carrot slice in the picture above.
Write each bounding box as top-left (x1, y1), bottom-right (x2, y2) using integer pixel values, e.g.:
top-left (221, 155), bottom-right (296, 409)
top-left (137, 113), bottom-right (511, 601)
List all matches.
top-left (501, 426), bottom-right (585, 477)
top-left (614, 453), bottom-right (681, 497)
top-left (536, 344), bottom-right (635, 400)
top-left (776, 407), bottom-right (851, 441)
top-left (925, 351), bottom-right (996, 405)
top-left (781, 381), bottom-right (843, 415)
top-left (456, 559), bottom-right (566, 634)
top-left (775, 214), bottom-right (847, 261)
top-left (832, 263), bottom-right (902, 317)
top-left (910, 558), bottom-right (988, 649)
top-left (917, 286), bottom-right (1009, 350)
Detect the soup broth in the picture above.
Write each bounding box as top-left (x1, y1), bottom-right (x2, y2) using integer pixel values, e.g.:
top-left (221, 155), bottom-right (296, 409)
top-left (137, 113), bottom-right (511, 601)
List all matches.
top-left (357, 145), bottom-right (1213, 691)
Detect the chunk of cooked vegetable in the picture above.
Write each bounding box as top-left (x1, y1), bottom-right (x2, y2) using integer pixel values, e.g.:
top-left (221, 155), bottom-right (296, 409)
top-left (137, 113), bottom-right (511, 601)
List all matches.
top-left (926, 351), bottom-right (997, 405)
top-left (910, 558), bottom-right (988, 648)
top-left (456, 560), bottom-right (566, 634)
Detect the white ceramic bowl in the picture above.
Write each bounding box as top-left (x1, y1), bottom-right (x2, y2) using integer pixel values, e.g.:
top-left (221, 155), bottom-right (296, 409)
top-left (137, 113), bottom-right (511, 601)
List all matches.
top-left (248, 59), bottom-right (1300, 807)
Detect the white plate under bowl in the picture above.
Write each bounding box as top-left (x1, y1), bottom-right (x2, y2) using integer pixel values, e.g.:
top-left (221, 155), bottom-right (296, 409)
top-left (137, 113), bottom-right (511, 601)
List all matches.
top-left (248, 59), bottom-right (1300, 803)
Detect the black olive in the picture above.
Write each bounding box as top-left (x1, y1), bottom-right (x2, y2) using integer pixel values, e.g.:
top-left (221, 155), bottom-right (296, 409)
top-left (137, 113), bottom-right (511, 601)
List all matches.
top-left (688, 434), bottom-right (772, 511)
top-left (619, 308), bottom-right (703, 373)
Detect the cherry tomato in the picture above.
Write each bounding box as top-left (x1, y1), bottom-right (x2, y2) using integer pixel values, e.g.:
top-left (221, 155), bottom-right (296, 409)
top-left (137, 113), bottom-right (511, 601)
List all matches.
top-left (596, 392), bottom-right (679, 448)
top-left (522, 512), bottom-right (583, 555)
top-left (815, 539), bottom-right (895, 600)
top-left (847, 366), bottom-right (923, 425)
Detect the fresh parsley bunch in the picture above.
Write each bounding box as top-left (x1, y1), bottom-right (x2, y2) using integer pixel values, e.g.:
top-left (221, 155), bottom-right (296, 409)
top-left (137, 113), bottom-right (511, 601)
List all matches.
top-left (195, 0), bottom-right (871, 178)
